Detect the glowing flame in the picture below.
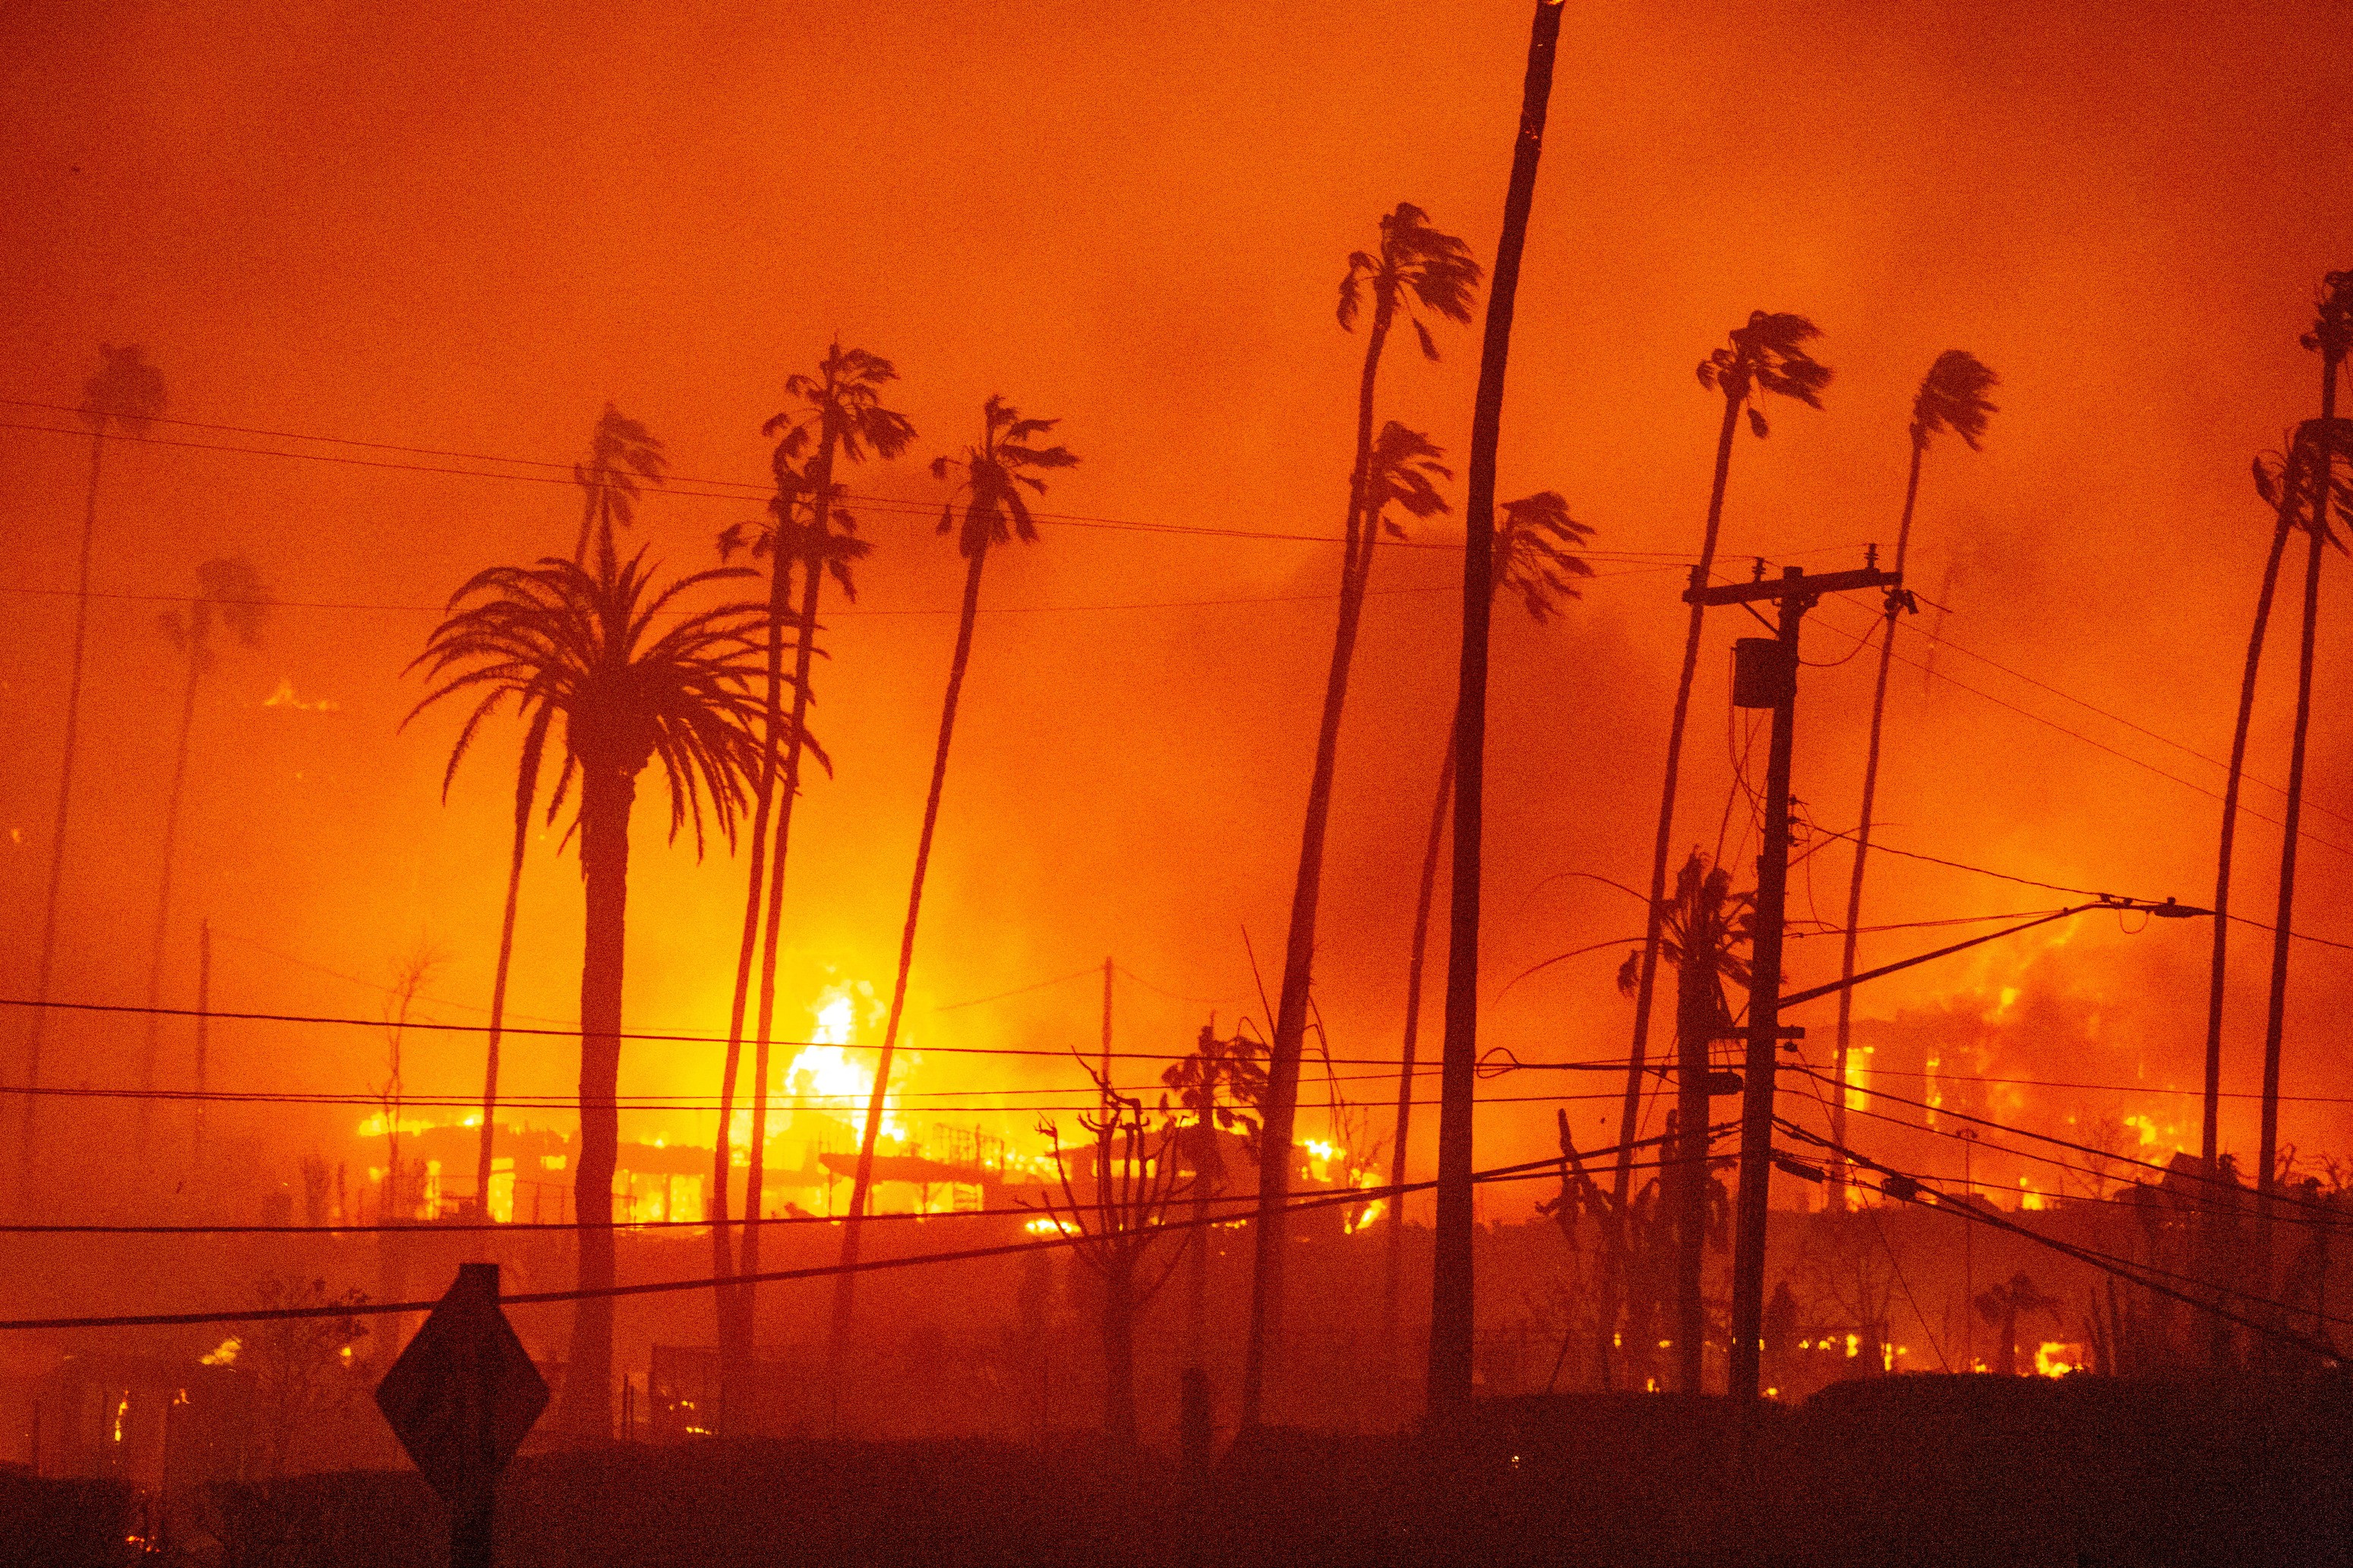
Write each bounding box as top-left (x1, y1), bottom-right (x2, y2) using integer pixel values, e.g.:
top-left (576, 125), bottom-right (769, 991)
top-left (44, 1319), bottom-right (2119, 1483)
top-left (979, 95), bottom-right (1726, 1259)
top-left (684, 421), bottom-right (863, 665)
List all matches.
top-left (200, 1337), bottom-right (241, 1367)
top-left (2034, 1341), bottom-right (2079, 1377)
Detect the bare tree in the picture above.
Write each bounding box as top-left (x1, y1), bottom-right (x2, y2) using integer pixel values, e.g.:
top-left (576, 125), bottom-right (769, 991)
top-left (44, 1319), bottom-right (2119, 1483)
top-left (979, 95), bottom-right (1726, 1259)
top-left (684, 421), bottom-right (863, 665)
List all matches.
top-left (238, 1275), bottom-right (370, 1478)
top-left (1034, 1077), bottom-right (1192, 1452)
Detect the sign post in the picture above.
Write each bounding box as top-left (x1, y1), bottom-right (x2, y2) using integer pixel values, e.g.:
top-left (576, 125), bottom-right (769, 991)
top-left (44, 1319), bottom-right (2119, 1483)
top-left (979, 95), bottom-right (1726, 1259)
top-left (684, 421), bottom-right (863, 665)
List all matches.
top-left (376, 1264), bottom-right (549, 1568)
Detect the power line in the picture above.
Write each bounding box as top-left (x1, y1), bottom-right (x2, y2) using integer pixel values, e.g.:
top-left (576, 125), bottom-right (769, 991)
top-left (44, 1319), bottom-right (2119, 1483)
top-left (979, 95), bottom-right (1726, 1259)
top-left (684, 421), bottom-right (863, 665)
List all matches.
top-left (1808, 599), bottom-right (2353, 860)
top-left (1779, 1121), bottom-right (2348, 1356)
top-left (0, 993), bottom-right (1416, 1065)
top-left (0, 1138), bottom-right (1688, 1330)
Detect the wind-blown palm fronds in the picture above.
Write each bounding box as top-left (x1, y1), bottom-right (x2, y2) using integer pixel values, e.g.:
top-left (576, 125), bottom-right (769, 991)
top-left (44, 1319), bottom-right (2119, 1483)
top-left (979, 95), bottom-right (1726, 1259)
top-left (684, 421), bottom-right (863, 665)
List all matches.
top-left (1830, 351), bottom-right (1997, 1187)
top-left (22, 345), bottom-right (169, 1194)
top-left (572, 403), bottom-right (668, 571)
top-left (1251, 200), bottom-right (1483, 1431)
top-left (712, 342), bottom-right (911, 1429)
top-left (829, 396), bottom-right (1075, 1405)
top-left (140, 556), bottom-right (269, 1152)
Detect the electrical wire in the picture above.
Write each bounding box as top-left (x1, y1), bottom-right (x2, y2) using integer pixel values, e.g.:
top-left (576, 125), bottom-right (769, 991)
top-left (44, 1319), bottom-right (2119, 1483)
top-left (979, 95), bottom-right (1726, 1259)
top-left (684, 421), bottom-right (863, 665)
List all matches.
top-left (0, 1137), bottom-right (1694, 1330)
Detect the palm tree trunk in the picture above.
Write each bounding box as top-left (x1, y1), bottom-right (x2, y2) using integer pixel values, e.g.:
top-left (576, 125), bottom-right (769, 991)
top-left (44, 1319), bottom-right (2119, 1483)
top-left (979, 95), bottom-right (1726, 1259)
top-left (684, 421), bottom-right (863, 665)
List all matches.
top-left (1617, 389), bottom-right (1742, 1203)
top-left (1830, 435), bottom-right (1927, 1190)
top-left (571, 478), bottom-right (599, 566)
top-left (740, 451), bottom-right (838, 1324)
top-left (138, 648), bottom-right (204, 1150)
top-left (19, 432), bottom-right (105, 1197)
top-left (557, 763), bottom-right (634, 1443)
top-left (1430, 0), bottom-right (1564, 1422)
top-left (2258, 362), bottom-right (2339, 1308)
top-left (475, 718), bottom-right (548, 1222)
top-left (1242, 307), bottom-right (1393, 1431)
top-left (830, 541), bottom-right (990, 1409)
top-left (714, 519), bottom-right (800, 1405)
top-left (1382, 709), bottom-right (1455, 1378)
top-left (2200, 456), bottom-right (2299, 1366)
top-left (1672, 901), bottom-right (1717, 1395)
top-left (1186, 1135), bottom-right (1216, 1366)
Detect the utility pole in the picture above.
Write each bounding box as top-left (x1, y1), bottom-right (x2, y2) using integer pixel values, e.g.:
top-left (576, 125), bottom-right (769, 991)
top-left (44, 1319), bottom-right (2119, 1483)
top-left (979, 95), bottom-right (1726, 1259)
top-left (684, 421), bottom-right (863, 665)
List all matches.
top-left (1691, 560), bottom-right (1899, 1404)
top-left (1100, 957), bottom-right (1114, 1088)
top-left (193, 918), bottom-right (211, 1178)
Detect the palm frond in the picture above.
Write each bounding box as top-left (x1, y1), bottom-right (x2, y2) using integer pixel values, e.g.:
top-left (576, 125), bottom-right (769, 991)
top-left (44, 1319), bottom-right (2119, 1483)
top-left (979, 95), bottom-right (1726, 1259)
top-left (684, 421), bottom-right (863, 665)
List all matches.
top-left (82, 343), bottom-right (167, 437)
top-left (1913, 350), bottom-right (1999, 451)
top-left (1495, 491), bottom-right (1595, 623)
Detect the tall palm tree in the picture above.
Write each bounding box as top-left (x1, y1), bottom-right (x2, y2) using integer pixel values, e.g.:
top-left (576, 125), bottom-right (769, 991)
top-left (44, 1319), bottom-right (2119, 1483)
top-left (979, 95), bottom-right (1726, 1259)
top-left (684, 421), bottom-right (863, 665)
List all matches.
top-left (21, 345), bottom-right (166, 1193)
top-left (1247, 202), bottom-right (1480, 1429)
top-left (828, 396), bottom-right (1076, 1396)
top-left (2257, 270), bottom-right (2351, 1281)
top-left (140, 557), bottom-right (269, 1148)
top-left (572, 402), bottom-right (667, 570)
top-left (712, 343), bottom-right (908, 1414)
top-left (1609, 311), bottom-right (1829, 1292)
top-left (1382, 490), bottom-right (1590, 1369)
top-left (409, 551), bottom-right (777, 1442)
top-left (1429, 0), bottom-right (1568, 1423)
top-left (462, 404), bottom-right (668, 1221)
top-left (1830, 352), bottom-right (1996, 1181)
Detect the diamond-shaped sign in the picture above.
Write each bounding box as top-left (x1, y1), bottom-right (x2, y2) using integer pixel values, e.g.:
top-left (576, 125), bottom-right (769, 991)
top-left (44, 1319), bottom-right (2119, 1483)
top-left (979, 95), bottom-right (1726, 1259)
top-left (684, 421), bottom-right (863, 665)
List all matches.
top-left (375, 1264), bottom-right (548, 1504)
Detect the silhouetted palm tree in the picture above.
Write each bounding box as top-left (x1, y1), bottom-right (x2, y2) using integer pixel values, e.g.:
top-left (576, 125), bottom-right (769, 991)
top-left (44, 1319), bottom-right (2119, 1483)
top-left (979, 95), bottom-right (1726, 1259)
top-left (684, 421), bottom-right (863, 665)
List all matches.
top-left (1247, 206), bottom-right (1479, 1426)
top-left (1830, 352), bottom-right (1996, 1178)
top-left (409, 551), bottom-right (775, 1442)
top-left (571, 403), bottom-right (667, 570)
top-left (1974, 1271), bottom-right (2060, 1376)
top-left (1616, 851), bottom-right (1749, 1394)
top-left (1382, 490), bottom-right (1589, 1368)
top-left (1612, 311), bottom-right (1828, 1257)
top-left (140, 557), bottom-right (269, 1148)
top-left (1161, 1022), bottom-right (1268, 1368)
top-left (459, 404), bottom-right (665, 1221)
top-left (712, 343), bottom-right (908, 1417)
top-left (2257, 270), bottom-right (2351, 1280)
top-left (828, 396), bottom-right (1076, 1396)
top-left (1429, 0), bottom-right (1568, 1423)
top-left (21, 345), bottom-right (166, 1191)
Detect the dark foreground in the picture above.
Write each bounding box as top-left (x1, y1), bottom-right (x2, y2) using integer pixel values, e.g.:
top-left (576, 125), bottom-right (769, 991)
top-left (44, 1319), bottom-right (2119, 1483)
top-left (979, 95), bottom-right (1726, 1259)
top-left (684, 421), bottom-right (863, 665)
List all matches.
top-left (5, 1376), bottom-right (2347, 1568)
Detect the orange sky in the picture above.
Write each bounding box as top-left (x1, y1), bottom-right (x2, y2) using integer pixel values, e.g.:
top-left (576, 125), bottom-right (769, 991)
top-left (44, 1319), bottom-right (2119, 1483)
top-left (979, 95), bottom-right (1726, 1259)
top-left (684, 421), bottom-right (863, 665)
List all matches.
top-left (1, 0), bottom-right (2349, 1212)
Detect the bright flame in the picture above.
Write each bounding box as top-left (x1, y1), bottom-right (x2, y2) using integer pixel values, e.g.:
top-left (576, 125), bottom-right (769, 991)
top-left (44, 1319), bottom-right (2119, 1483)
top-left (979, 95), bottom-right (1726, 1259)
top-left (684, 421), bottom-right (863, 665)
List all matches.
top-left (2019, 1175), bottom-right (2047, 1212)
top-left (1025, 1216), bottom-right (1070, 1235)
top-left (2034, 1341), bottom-right (2078, 1378)
top-left (200, 1337), bottom-right (241, 1367)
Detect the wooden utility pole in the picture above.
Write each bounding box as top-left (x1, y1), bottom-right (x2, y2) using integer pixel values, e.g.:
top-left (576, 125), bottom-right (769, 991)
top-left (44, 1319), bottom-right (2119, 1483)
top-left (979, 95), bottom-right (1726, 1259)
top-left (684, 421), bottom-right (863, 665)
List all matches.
top-left (1691, 561), bottom-right (1897, 1403)
top-left (1101, 957), bottom-right (1114, 1087)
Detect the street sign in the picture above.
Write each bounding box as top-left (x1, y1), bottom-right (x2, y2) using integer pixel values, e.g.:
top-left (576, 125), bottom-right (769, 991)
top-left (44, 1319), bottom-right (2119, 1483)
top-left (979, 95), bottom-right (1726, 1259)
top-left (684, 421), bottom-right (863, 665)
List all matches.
top-left (376, 1264), bottom-right (548, 1567)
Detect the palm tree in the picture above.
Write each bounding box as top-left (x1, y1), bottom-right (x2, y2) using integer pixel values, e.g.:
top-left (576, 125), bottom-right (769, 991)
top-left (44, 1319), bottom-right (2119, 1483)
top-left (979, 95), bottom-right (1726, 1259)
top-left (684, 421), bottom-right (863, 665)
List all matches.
top-left (1382, 490), bottom-right (1590, 1370)
top-left (1973, 1271), bottom-right (2061, 1376)
top-left (571, 402), bottom-right (667, 569)
top-left (1161, 1022), bottom-right (1268, 1370)
top-left (139, 557), bottom-right (269, 1148)
top-left (1830, 352), bottom-right (1996, 1183)
top-left (2257, 270), bottom-right (2352, 1286)
top-left (460, 404), bottom-right (667, 1223)
top-left (1246, 203), bottom-right (1479, 1428)
top-left (1429, 0), bottom-right (1566, 1422)
top-left (712, 343), bottom-right (908, 1416)
top-left (1607, 309), bottom-right (1829, 1332)
top-left (21, 345), bottom-right (166, 1193)
top-left (828, 396), bottom-right (1077, 1397)
top-left (409, 551), bottom-right (777, 1442)
top-left (1619, 851), bottom-right (1749, 1394)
